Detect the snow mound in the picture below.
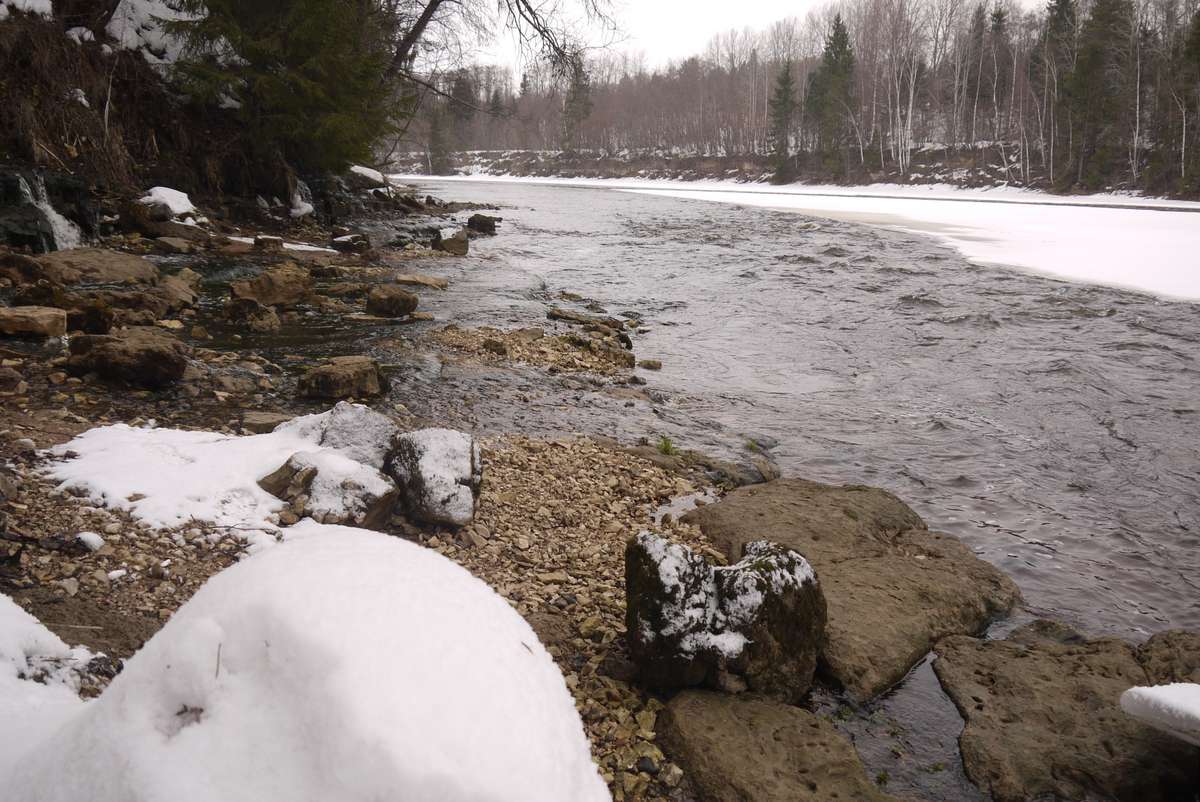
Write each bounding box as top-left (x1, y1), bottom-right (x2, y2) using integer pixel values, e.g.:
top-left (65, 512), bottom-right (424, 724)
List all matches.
top-left (0, 595), bottom-right (92, 778)
top-left (350, 165), bottom-right (388, 186)
top-left (138, 186), bottom-right (196, 217)
top-left (46, 405), bottom-right (398, 543)
top-left (1121, 684), bottom-right (1200, 747)
top-left (5, 526), bottom-right (610, 802)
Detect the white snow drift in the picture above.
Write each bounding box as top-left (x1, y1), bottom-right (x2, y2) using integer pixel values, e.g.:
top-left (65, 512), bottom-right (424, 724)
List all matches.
top-left (46, 403), bottom-right (399, 543)
top-left (3, 526), bottom-right (609, 801)
top-left (138, 186), bottom-right (196, 218)
top-left (1121, 683), bottom-right (1200, 747)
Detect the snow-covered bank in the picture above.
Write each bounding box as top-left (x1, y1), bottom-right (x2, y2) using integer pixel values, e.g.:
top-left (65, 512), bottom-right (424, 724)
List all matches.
top-left (392, 173), bottom-right (1200, 301)
top-left (3, 526), bottom-right (609, 802)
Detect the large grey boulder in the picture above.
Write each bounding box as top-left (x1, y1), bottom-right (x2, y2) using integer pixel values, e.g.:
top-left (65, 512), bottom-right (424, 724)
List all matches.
top-left (275, 402), bottom-right (399, 470)
top-left (386, 429), bottom-right (481, 528)
top-left (685, 478), bottom-right (1019, 700)
top-left (626, 533), bottom-right (825, 702)
top-left (934, 621), bottom-right (1200, 802)
top-left (659, 691), bottom-right (903, 802)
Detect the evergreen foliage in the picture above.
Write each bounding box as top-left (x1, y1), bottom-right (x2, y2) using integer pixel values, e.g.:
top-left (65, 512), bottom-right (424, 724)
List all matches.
top-left (561, 61), bottom-right (593, 151)
top-left (1068, 0), bottom-right (1135, 187)
top-left (806, 15), bottom-right (856, 175)
top-left (166, 0), bottom-right (394, 175)
top-left (768, 60), bottom-right (796, 183)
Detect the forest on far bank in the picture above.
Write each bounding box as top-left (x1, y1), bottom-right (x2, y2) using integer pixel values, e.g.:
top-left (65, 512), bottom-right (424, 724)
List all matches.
top-left (411, 0), bottom-right (1200, 196)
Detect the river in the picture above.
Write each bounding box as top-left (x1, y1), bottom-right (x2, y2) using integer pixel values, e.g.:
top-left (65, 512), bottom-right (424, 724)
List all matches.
top-left (370, 178), bottom-right (1200, 644)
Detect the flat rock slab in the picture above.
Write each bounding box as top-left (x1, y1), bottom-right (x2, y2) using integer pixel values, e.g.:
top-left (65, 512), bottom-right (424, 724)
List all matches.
top-left (684, 478), bottom-right (1019, 700)
top-left (393, 273), bottom-right (448, 290)
top-left (934, 621), bottom-right (1200, 802)
top-left (0, 306), bottom-right (66, 338)
top-left (37, 248), bottom-right (160, 285)
top-left (659, 691), bottom-right (904, 802)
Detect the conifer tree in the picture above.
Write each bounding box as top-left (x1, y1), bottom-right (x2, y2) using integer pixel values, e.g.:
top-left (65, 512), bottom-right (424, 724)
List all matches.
top-left (1068, 0), bottom-right (1135, 187)
top-left (428, 108), bottom-right (451, 175)
top-left (768, 60), bottom-right (796, 183)
top-left (167, 0), bottom-right (393, 177)
top-left (806, 15), bottom-right (856, 175)
top-left (561, 61), bottom-right (593, 152)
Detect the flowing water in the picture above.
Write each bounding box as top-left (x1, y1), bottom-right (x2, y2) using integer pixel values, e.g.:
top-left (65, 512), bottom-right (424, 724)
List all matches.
top-left (372, 179), bottom-right (1200, 642)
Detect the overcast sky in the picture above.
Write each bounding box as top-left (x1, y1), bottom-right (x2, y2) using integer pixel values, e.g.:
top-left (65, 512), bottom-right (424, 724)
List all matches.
top-left (480, 0), bottom-right (829, 72)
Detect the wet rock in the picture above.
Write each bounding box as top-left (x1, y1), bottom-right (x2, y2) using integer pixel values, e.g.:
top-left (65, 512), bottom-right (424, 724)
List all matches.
top-left (659, 691), bottom-right (902, 802)
top-left (387, 428), bottom-right (482, 528)
top-left (331, 233), bottom-right (370, 253)
top-left (225, 298), bottom-right (281, 333)
top-left (153, 237), bottom-right (197, 255)
top-left (392, 273), bottom-right (448, 291)
top-left (638, 359), bottom-right (662, 371)
top-left (548, 306), bottom-right (626, 330)
top-left (934, 620), bottom-right (1200, 802)
top-left (365, 285), bottom-right (419, 318)
top-left (0, 366), bottom-right (27, 395)
top-left (684, 478), bottom-right (1019, 700)
top-left (35, 248), bottom-right (160, 286)
top-left (258, 452), bottom-right (397, 529)
top-left (626, 533), bottom-right (825, 702)
top-left (152, 275), bottom-right (198, 310)
top-left (439, 228), bottom-right (470, 256)
top-left (0, 306), bottom-right (67, 338)
top-left (298, 356), bottom-right (387, 400)
top-left (66, 326), bottom-right (190, 389)
top-left (241, 411), bottom-right (294, 434)
top-left (253, 235), bottom-right (284, 253)
top-left (230, 263), bottom-right (312, 307)
top-left (1138, 630), bottom-right (1200, 683)
top-left (467, 213), bottom-right (501, 235)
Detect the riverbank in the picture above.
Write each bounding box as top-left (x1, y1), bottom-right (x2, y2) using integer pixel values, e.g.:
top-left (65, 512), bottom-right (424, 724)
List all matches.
top-left (2, 176), bottom-right (1198, 801)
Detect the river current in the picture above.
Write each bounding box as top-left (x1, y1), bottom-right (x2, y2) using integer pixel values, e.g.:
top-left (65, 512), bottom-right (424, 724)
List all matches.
top-left (369, 179), bottom-right (1200, 643)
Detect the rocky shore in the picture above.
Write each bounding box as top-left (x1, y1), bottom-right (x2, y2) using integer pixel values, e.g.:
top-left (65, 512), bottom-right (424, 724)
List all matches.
top-left (2, 174), bottom-right (1198, 802)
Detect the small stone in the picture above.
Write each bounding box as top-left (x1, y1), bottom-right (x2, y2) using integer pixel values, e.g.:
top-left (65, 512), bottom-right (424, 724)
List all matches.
top-left (637, 360), bottom-right (662, 371)
top-left (58, 578), bottom-right (79, 597)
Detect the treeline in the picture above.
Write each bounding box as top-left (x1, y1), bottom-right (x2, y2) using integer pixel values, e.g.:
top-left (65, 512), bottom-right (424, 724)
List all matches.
top-left (420, 0), bottom-right (1200, 194)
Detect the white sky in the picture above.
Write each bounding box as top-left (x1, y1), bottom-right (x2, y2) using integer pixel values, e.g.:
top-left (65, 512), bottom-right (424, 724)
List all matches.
top-left (480, 0), bottom-right (828, 72)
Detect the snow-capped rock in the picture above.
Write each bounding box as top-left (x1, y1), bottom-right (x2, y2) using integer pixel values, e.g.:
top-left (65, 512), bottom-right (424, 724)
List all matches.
top-left (625, 533), bottom-right (826, 702)
top-left (1122, 684), bottom-right (1200, 747)
top-left (387, 429), bottom-right (482, 528)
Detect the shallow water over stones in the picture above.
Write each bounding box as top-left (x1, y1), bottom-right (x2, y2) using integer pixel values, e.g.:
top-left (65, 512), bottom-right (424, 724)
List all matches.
top-left (376, 179), bottom-right (1200, 644)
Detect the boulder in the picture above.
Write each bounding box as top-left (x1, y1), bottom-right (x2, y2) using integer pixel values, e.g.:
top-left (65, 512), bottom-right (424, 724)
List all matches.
top-left (332, 233), bottom-right (370, 253)
top-left (684, 478), bottom-right (1019, 700)
top-left (153, 237), bottom-right (197, 255)
top-left (386, 428), bottom-right (481, 528)
top-left (934, 621), bottom-right (1200, 802)
top-left (626, 533), bottom-right (826, 701)
top-left (547, 306), bottom-right (626, 330)
top-left (365, 285), bottom-right (419, 318)
top-left (0, 366), bottom-right (26, 395)
top-left (0, 306), bottom-right (67, 338)
top-left (298, 356), bottom-right (386, 400)
top-left (258, 451), bottom-right (397, 529)
top-left (36, 248), bottom-right (160, 285)
top-left (467, 213), bottom-right (501, 235)
top-left (439, 228), bottom-right (470, 256)
top-left (658, 691), bottom-right (903, 802)
top-left (225, 298), bottom-right (281, 333)
top-left (230, 263), bottom-right (312, 307)
top-left (274, 402), bottom-right (399, 470)
top-left (66, 326), bottom-right (190, 388)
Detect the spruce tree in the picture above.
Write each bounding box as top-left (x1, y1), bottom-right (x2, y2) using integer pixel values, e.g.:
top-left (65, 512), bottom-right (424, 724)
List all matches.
top-left (449, 71), bottom-right (477, 150)
top-left (428, 109), bottom-right (451, 175)
top-left (1068, 0), bottom-right (1135, 187)
top-left (768, 60), bottom-right (797, 184)
top-left (806, 15), bottom-right (856, 175)
top-left (166, 0), bottom-right (393, 178)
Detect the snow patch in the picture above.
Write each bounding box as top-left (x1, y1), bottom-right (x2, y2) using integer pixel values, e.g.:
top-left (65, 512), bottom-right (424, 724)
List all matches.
top-left (0, 0), bottom-right (52, 18)
top-left (139, 186), bottom-right (196, 217)
top-left (75, 532), bottom-right (104, 551)
top-left (3, 527), bottom-right (610, 802)
top-left (45, 405), bottom-right (396, 546)
top-left (1121, 684), bottom-right (1200, 747)
top-left (105, 0), bottom-right (197, 65)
